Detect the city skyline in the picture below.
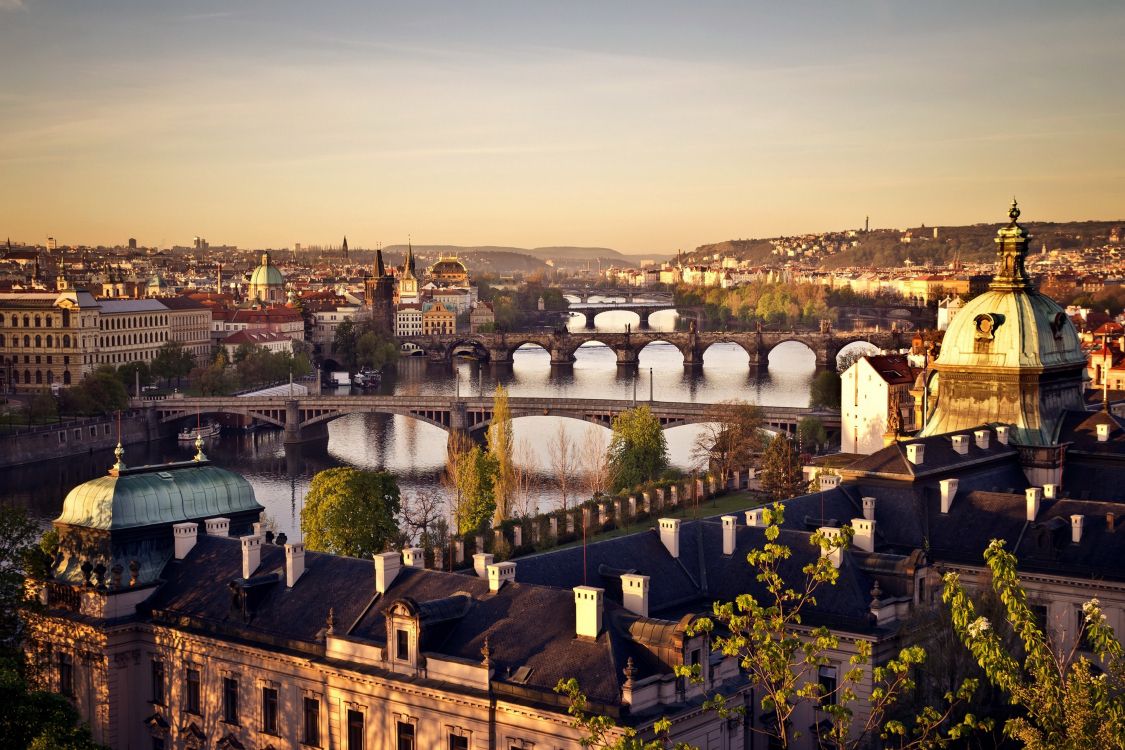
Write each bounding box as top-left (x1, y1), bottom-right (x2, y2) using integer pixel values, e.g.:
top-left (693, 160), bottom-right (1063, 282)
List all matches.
top-left (2, 1), bottom-right (1124, 252)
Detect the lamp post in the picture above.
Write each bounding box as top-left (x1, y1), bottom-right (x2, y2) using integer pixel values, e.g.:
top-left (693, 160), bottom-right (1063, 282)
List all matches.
top-left (649, 367), bottom-right (654, 402)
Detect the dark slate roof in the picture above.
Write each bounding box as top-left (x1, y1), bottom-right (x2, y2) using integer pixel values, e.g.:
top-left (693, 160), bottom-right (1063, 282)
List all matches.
top-left (1016, 498), bottom-right (1125, 581)
top-left (864, 355), bottom-right (916, 385)
top-left (1056, 408), bottom-right (1125, 453)
top-left (843, 426), bottom-right (1019, 480)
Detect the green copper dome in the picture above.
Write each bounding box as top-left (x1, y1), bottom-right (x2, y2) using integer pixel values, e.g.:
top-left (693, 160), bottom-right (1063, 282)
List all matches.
top-left (249, 252), bottom-right (285, 288)
top-left (56, 460), bottom-right (261, 531)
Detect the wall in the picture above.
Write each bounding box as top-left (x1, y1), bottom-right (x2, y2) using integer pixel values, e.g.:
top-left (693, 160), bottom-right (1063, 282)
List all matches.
top-left (0, 410), bottom-right (161, 469)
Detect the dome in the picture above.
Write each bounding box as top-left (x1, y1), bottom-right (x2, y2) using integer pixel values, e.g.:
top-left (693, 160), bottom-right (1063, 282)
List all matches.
top-left (56, 460), bottom-right (260, 531)
top-left (249, 252), bottom-right (285, 288)
top-left (428, 256), bottom-right (468, 281)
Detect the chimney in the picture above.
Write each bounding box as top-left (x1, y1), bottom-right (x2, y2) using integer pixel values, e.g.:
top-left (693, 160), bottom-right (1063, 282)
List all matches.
top-left (951, 434), bottom-right (969, 455)
top-left (173, 522), bottom-right (198, 559)
top-left (1026, 487), bottom-right (1042, 522)
top-left (241, 534), bottom-right (262, 579)
top-left (204, 517), bottom-right (230, 536)
top-left (939, 478), bottom-right (959, 514)
top-left (487, 561), bottom-right (516, 593)
top-left (818, 473), bottom-right (841, 492)
top-left (745, 508), bottom-right (766, 527)
top-left (402, 547), bottom-right (424, 568)
top-left (1098, 423), bottom-right (1111, 442)
top-left (1071, 515), bottom-right (1085, 544)
top-left (658, 518), bottom-right (681, 558)
top-left (819, 527), bottom-right (845, 568)
top-left (721, 515), bottom-right (738, 556)
top-left (862, 497), bottom-right (876, 521)
top-left (1044, 483), bottom-right (1058, 500)
top-left (373, 551), bottom-right (401, 594)
top-left (473, 552), bottom-right (494, 579)
top-left (974, 429), bottom-right (990, 450)
top-left (852, 518), bottom-right (875, 553)
top-left (1108, 512), bottom-right (1117, 533)
top-left (573, 586), bottom-right (604, 639)
top-left (252, 522), bottom-right (264, 537)
top-left (906, 443), bottom-right (925, 465)
top-left (995, 425), bottom-right (1010, 445)
top-left (284, 542), bottom-right (305, 587)
top-left (621, 573), bottom-right (650, 617)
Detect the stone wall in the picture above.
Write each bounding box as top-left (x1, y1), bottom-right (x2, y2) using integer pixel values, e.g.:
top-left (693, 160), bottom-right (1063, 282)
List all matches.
top-left (0, 410), bottom-right (161, 469)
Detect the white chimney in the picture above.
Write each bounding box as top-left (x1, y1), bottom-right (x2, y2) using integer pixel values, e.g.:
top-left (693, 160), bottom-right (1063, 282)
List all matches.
top-left (621, 573), bottom-right (650, 617)
top-left (1071, 515), bottom-right (1085, 544)
top-left (658, 518), bottom-right (681, 558)
top-left (487, 561), bottom-right (516, 593)
top-left (373, 551), bottom-right (401, 594)
top-left (473, 552), bottom-right (494, 579)
top-left (402, 547), bottom-right (424, 568)
top-left (818, 473), bottom-right (841, 492)
top-left (862, 497), bottom-right (876, 521)
top-left (252, 522), bottom-right (264, 537)
top-left (906, 443), bottom-right (925, 465)
top-left (852, 518), bottom-right (875, 553)
top-left (1044, 483), bottom-right (1058, 500)
top-left (745, 508), bottom-right (766, 527)
top-left (1098, 423), bottom-right (1110, 442)
top-left (284, 542), bottom-right (305, 587)
top-left (241, 534), bottom-right (262, 579)
top-left (1026, 487), bottom-right (1042, 522)
top-left (173, 522), bottom-right (198, 560)
top-left (721, 515), bottom-right (738, 555)
top-left (204, 517), bottom-right (230, 536)
top-left (939, 478), bottom-right (959, 514)
top-left (995, 425), bottom-right (1010, 445)
top-left (573, 586), bottom-right (604, 639)
top-left (951, 434), bottom-right (969, 455)
top-left (819, 527), bottom-right (844, 568)
top-left (974, 429), bottom-right (990, 450)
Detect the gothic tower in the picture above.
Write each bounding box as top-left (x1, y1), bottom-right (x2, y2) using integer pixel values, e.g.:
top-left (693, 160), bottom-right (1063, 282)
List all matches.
top-left (365, 247), bottom-right (395, 333)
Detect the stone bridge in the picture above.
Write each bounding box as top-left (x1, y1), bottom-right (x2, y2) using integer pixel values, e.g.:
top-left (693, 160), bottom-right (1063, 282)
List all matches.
top-left (567, 302), bottom-right (688, 329)
top-left (834, 304), bottom-right (934, 332)
top-left (399, 327), bottom-right (908, 371)
top-left (148, 394), bottom-right (839, 446)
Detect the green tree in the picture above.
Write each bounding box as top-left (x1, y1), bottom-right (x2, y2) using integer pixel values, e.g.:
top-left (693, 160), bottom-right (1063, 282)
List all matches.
top-left (691, 401), bottom-right (767, 482)
top-left (356, 331), bottom-right (399, 371)
top-left (114, 361), bottom-right (151, 394)
top-left (943, 539), bottom-right (1125, 749)
top-left (151, 341), bottom-right (195, 385)
top-left (758, 433), bottom-right (805, 502)
top-left (59, 367), bottom-right (128, 415)
top-left (452, 444), bottom-right (498, 535)
top-left (333, 320), bottom-right (359, 369)
top-left (810, 370), bottom-right (841, 409)
top-left (300, 468), bottom-right (401, 557)
top-left (488, 384), bottom-right (514, 524)
top-left (25, 394), bottom-right (58, 424)
top-left (606, 405), bottom-right (669, 492)
top-left (797, 417), bottom-right (827, 453)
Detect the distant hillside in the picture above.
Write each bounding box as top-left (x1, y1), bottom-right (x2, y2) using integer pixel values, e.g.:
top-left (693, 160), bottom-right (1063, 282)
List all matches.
top-left (380, 244), bottom-right (638, 273)
top-left (692, 239), bottom-right (776, 264)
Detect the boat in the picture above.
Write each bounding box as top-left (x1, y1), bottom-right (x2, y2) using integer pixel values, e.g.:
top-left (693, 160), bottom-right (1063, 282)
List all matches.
top-left (351, 369), bottom-right (382, 389)
top-left (178, 422), bottom-right (221, 441)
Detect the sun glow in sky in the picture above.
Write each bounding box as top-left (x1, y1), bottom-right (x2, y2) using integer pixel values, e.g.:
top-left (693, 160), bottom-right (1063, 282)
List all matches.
top-left (1, 1), bottom-right (1123, 252)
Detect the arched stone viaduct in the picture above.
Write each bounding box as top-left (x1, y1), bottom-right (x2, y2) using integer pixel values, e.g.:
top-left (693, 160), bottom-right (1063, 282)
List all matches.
top-left (400, 328), bottom-right (908, 371)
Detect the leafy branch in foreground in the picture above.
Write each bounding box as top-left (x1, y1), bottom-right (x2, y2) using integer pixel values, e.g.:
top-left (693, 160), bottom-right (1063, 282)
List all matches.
top-left (554, 678), bottom-right (683, 750)
top-left (943, 539), bottom-right (1125, 749)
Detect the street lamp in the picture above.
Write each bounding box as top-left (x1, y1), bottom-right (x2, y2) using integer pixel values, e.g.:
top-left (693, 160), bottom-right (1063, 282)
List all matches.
top-left (649, 367), bottom-right (654, 402)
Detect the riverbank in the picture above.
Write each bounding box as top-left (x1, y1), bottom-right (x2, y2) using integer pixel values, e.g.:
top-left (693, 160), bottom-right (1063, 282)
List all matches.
top-left (0, 411), bottom-right (163, 469)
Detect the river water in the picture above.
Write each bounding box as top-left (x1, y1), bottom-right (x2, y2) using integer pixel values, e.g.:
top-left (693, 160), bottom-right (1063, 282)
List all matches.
top-left (1, 300), bottom-right (874, 540)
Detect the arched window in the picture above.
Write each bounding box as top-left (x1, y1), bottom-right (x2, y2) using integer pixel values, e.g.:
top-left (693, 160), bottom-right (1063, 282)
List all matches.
top-left (46, 317), bottom-right (52, 328)
top-left (23, 335), bottom-right (30, 348)
top-left (34, 316), bottom-right (41, 327)
top-left (46, 371), bottom-right (53, 384)
top-left (63, 371), bottom-right (71, 385)
top-left (0, 334), bottom-right (4, 347)
top-left (63, 335), bottom-right (71, 348)
top-left (46, 335), bottom-right (53, 348)
top-left (61, 310), bottom-right (70, 327)
top-left (34, 335), bottom-right (41, 348)
top-left (22, 315), bottom-right (29, 327)
top-left (34, 370), bottom-right (42, 384)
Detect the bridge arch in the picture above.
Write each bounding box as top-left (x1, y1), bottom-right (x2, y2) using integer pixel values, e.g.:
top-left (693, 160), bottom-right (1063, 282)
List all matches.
top-left (834, 340), bottom-right (882, 371)
top-left (636, 339), bottom-right (687, 366)
top-left (765, 339), bottom-right (818, 371)
top-left (700, 339), bottom-right (754, 363)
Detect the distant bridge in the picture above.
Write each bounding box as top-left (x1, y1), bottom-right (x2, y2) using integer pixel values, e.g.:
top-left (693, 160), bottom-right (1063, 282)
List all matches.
top-left (147, 394), bottom-right (839, 445)
top-left (398, 327), bottom-right (908, 370)
top-left (566, 302), bottom-right (696, 330)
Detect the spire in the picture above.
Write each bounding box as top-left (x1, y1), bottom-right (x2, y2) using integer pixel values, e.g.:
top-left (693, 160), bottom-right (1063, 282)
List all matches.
top-left (112, 442), bottom-right (126, 473)
top-left (406, 238), bottom-right (416, 276)
top-left (342, 236), bottom-right (348, 260)
top-left (989, 198), bottom-right (1033, 292)
top-left (375, 246), bottom-right (386, 277)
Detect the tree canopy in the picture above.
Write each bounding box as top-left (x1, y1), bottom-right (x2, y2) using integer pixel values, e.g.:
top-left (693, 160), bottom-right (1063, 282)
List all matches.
top-left (692, 401), bottom-right (767, 480)
top-left (606, 405), bottom-right (668, 492)
top-left (810, 370), bottom-right (841, 409)
top-left (758, 433), bottom-right (806, 502)
top-left (300, 468), bottom-right (401, 557)
top-left (487, 384), bottom-right (515, 524)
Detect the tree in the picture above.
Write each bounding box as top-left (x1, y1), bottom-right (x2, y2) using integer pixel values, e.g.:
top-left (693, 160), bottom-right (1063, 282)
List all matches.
top-left (300, 468), bottom-right (401, 557)
top-left (578, 424), bottom-right (611, 499)
top-left (509, 438), bottom-right (539, 519)
top-left (0, 507), bottom-right (39, 650)
top-left (151, 341), bottom-right (194, 385)
top-left (758, 434), bottom-right (805, 502)
top-left (548, 423), bottom-right (580, 511)
top-left (606, 405), bottom-right (668, 492)
top-left (797, 417), bottom-right (828, 453)
top-left (356, 331), bottom-right (399, 371)
top-left (114, 361), bottom-right (150, 394)
top-left (333, 320), bottom-right (359, 369)
top-left (810, 370), bottom-right (841, 409)
top-left (452, 444), bottom-right (498, 535)
top-left (59, 366), bottom-right (128, 415)
top-left (692, 401), bottom-right (767, 482)
top-left (488, 384), bottom-right (515, 524)
top-left (400, 488), bottom-right (448, 565)
top-left (943, 539), bottom-right (1125, 749)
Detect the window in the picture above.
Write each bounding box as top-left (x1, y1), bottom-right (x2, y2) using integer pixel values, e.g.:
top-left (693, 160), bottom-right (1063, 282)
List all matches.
top-left (185, 668), bottom-right (201, 714)
top-left (818, 665), bottom-right (838, 706)
top-left (222, 677), bottom-right (239, 724)
top-left (303, 697), bottom-right (320, 746)
top-left (449, 734), bottom-right (468, 750)
top-left (58, 652), bottom-right (73, 696)
top-left (396, 629), bottom-right (409, 660)
top-left (347, 709), bottom-right (364, 750)
top-left (261, 686), bottom-right (278, 735)
top-left (396, 721), bottom-right (415, 750)
top-left (151, 659), bottom-right (164, 704)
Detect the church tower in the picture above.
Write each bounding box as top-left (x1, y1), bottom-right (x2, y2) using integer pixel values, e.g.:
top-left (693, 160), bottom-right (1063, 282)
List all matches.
top-left (365, 247), bottom-right (395, 333)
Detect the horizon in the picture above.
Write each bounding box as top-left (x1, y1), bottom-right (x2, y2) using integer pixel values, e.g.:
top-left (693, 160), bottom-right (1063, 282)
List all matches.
top-left (2, 1), bottom-right (1123, 252)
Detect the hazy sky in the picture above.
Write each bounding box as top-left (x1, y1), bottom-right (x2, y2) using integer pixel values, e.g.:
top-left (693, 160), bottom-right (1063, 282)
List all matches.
top-left (1, 1), bottom-right (1123, 252)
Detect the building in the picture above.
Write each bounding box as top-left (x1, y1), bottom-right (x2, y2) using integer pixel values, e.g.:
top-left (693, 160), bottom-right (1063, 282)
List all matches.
top-left (0, 289), bottom-right (101, 391)
top-left (210, 306), bottom-right (304, 346)
top-left (159, 296), bottom-right (213, 365)
top-left (221, 329), bottom-right (296, 359)
top-left (841, 354), bottom-right (918, 454)
top-left (469, 301), bottom-right (495, 333)
top-left (396, 244), bottom-right (420, 305)
top-left (245, 252), bottom-right (286, 304)
top-left (395, 305), bottom-right (423, 337)
top-left (365, 248), bottom-right (395, 334)
top-left (936, 295), bottom-right (964, 331)
top-left (421, 301), bottom-right (455, 335)
top-left (426, 256), bottom-right (469, 286)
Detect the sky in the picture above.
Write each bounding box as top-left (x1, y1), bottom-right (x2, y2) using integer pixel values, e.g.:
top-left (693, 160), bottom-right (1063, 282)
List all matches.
top-left (1, 1), bottom-right (1123, 253)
